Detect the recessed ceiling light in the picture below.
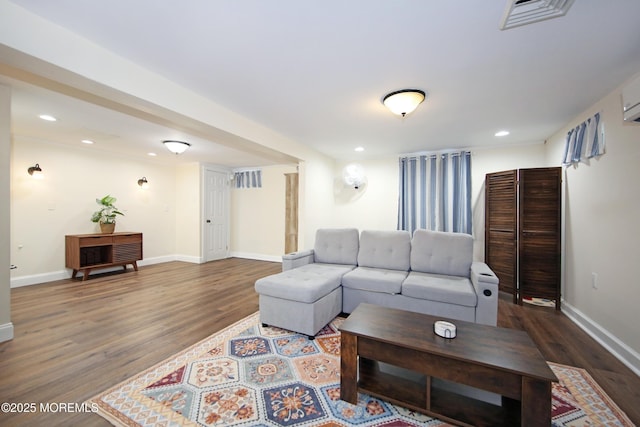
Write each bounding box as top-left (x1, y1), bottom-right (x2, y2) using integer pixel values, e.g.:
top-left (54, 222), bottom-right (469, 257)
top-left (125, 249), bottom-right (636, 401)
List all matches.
top-left (147, 152), bottom-right (157, 157)
top-left (355, 146), bottom-right (364, 152)
top-left (81, 139), bottom-right (94, 144)
top-left (495, 130), bottom-right (510, 137)
top-left (39, 114), bottom-right (57, 122)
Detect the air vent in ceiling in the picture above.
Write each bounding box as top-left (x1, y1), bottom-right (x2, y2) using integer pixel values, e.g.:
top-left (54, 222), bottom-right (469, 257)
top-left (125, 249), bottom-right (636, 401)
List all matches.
top-left (499, 0), bottom-right (575, 30)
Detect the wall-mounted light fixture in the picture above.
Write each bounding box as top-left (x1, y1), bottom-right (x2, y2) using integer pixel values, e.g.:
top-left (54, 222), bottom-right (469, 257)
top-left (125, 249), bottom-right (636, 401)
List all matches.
top-left (382, 89), bottom-right (426, 117)
top-left (27, 163), bottom-right (44, 179)
top-left (163, 140), bottom-right (191, 154)
top-left (342, 163), bottom-right (366, 189)
top-left (137, 177), bottom-right (149, 189)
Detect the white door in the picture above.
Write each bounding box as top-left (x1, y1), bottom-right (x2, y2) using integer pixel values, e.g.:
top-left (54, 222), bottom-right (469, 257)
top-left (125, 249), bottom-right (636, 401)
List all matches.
top-left (203, 168), bottom-right (229, 261)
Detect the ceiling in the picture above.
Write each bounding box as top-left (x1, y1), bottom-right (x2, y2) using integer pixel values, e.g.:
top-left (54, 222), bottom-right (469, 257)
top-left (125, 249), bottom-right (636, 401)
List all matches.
top-left (4, 0), bottom-right (640, 167)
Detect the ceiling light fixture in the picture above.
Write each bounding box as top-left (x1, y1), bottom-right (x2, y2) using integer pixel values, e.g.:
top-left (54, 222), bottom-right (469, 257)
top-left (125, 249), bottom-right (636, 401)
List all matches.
top-left (355, 146), bottom-right (364, 152)
top-left (495, 130), bottom-right (510, 137)
top-left (382, 89), bottom-right (426, 117)
top-left (27, 163), bottom-right (44, 179)
top-left (39, 114), bottom-right (57, 122)
top-left (163, 140), bottom-right (191, 154)
top-left (81, 139), bottom-right (95, 144)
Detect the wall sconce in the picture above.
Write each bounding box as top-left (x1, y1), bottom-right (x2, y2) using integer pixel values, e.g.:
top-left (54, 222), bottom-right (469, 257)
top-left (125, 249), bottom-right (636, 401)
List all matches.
top-left (342, 163), bottom-right (366, 189)
top-left (137, 177), bottom-right (149, 189)
top-left (27, 163), bottom-right (44, 179)
top-left (163, 140), bottom-right (191, 154)
top-left (382, 89), bottom-right (426, 117)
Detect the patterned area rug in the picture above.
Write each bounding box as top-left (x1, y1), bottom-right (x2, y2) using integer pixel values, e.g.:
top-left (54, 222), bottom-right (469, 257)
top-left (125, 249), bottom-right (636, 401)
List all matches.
top-left (88, 312), bottom-right (634, 426)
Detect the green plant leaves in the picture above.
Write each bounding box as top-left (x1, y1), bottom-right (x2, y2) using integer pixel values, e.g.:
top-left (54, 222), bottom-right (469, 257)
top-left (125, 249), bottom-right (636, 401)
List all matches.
top-left (91, 194), bottom-right (124, 223)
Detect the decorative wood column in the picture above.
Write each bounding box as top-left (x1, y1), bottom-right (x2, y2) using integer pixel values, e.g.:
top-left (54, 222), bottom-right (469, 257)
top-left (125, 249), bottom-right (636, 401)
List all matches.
top-left (284, 173), bottom-right (298, 254)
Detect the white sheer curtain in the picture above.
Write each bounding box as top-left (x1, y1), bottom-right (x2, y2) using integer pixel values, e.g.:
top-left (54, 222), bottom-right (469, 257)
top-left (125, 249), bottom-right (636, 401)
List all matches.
top-left (398, 151), bottom-right (472, 235)
top-left (562, 112), bottom-right (605, 166)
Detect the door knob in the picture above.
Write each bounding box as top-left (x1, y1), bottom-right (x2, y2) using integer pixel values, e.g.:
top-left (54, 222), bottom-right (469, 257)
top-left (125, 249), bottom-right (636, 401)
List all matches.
top-left (206, 220), bottom-right (211, 223)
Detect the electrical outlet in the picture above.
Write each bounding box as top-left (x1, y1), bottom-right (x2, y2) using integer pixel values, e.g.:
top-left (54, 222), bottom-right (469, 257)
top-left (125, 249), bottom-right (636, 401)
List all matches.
top-left (592, 272), bottom-right (598, 289)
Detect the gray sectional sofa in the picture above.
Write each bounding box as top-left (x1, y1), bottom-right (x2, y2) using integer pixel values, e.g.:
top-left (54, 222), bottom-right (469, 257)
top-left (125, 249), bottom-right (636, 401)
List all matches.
top-left (254, 228), bottom-right (499, 338)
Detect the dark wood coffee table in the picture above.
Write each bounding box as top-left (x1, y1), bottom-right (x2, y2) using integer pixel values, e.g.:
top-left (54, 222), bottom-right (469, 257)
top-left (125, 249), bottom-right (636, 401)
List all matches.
top-left (339, 303), bottom-right (557, 427)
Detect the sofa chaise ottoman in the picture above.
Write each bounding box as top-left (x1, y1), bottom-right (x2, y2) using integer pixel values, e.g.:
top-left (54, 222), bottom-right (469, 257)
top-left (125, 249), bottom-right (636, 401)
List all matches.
top-left (254, 228), bottom-right (359, 338)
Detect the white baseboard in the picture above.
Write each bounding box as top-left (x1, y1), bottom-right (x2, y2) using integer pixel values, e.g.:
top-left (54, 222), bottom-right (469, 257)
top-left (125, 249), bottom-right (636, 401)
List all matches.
top-left (0, 322), bottom-right (14, 343)
top-left (171, 254), bottom-right (203, 264)
top-left (8, 254), bottom-right (278, 288)
top-left (562, 300), bottom-right (640, 376)
top-left (230, 251), bottom-right (282, 263)
top-left (10, 255), bottom-right (183, 288)
top-left (10, 270), bottom-right (69, 288)
top-left (138, 255), bottom-right (182, 266)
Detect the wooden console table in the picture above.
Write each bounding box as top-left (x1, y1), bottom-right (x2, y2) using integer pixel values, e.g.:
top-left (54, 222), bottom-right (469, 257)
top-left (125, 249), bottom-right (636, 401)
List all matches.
top-left (65, 232), bottom-right (143, 280)
top-left (340, 303), bottom-right (557, 427)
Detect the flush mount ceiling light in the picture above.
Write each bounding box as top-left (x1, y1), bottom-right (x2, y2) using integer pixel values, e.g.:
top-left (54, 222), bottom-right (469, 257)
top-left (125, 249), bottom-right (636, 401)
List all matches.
top-left (163, 140), bottom-right (191, 154)
top-left (382, 89), bottom-right (426, 117)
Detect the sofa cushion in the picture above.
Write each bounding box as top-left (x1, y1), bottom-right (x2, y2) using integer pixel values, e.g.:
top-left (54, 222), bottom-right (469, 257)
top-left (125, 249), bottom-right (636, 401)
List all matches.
top-left (255, 263), bottom-right (354, 303)
top-left (342, 267), bottom-right (408, 294)
top-left (402, 271), bottom-right (478, 307)
top-left (314, 228), bottom-right (360, 265)
top-left (357, 230), bottom-right (411, 271)
top-left (410, 229), bottom-right (472, 277)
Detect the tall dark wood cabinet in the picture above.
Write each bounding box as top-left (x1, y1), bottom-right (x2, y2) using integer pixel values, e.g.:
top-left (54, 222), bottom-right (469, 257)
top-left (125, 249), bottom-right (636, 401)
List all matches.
top-left (485, 167), bottom-right (561, 310)
top-left (485, 170), bottom-right (518, 302)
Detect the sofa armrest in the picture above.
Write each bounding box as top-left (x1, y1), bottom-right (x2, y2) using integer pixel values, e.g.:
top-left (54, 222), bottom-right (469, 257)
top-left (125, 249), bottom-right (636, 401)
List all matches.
top-left (282, 249), bottom-right (315, 271)
top-left (470, 262), bottom-right (500, 326)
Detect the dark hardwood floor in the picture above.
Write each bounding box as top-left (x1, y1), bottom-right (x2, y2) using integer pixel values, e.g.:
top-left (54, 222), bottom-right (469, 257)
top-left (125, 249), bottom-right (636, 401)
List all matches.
top-left (0, 259), bottom-right (638, 426)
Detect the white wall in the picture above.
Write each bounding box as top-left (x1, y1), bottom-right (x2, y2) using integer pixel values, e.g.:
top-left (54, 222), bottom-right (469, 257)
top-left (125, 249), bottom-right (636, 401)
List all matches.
top-left (332, 158), bottom-right (399, 231)
top-left (175, 163), bottom-right (201, 261)
top-left (0, 84), bottom-right (12, 342)
top-left (10, 137), bottom-right (179, 285)
top-left (230, 164), bottom-right (297, 260)
top-left (544, 74), bottom-right (640, 371)
top-left (299, 155), bottom-right (339, 248)
top-left (229, 155), bottom-right (400, 258)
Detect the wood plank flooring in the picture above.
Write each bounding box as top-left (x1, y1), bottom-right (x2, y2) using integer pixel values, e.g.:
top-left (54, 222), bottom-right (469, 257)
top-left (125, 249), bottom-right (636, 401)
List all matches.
top-left (0, 258), bottom-right (638, 426)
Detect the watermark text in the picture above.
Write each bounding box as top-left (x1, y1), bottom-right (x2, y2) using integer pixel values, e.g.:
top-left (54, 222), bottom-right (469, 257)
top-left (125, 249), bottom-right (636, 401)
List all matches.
top-left (1, 402), bottom-right (99, 413)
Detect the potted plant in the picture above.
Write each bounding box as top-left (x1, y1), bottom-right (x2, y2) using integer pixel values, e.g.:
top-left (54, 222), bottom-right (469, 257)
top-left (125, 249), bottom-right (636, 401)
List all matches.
top-left (91, 195), bottom-right (124, 234)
